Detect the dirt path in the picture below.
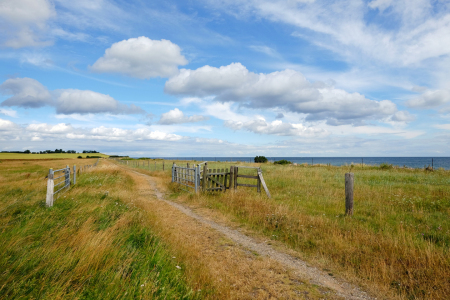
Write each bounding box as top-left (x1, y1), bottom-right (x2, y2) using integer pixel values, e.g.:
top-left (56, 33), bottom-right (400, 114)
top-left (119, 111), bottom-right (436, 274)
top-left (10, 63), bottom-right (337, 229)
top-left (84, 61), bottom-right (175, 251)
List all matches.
top-left (114, 162), bottom-right (373, 299)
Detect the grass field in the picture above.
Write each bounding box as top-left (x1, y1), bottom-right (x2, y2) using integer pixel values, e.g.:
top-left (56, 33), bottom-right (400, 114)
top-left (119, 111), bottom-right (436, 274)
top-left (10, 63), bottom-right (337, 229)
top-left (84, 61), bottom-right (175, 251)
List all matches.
top-left (0, 153), bottom-right (109, 160)
top-left (0, 159), bottom-right (207, 299)
top-left (136, 160), bottom-right (450, 299)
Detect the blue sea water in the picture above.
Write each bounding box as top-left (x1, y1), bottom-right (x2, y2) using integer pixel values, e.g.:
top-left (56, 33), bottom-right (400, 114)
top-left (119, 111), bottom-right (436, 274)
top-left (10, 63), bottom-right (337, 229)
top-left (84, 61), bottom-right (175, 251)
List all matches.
top-left (151, 157), bottom-right (450, 170)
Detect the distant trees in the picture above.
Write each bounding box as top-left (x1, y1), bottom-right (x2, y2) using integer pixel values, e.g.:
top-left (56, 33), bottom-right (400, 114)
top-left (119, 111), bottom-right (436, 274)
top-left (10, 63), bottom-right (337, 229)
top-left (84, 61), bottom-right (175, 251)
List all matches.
top-left (274, 159), bottom-right (291, 165)
top-left (82, 150), bottom-right (99, 153)
top-left (254, 156), bottom-right (268, 163)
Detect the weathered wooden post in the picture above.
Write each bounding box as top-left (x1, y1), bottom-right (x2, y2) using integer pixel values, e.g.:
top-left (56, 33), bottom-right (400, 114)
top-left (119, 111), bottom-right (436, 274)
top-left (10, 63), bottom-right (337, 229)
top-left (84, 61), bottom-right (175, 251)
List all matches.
top-left (234, 166), bottom-right (238, 190)
top-left (172, 163), bottom-right (176, 182)
top-left (194, 165), bottom-right (198, 193)
top-left (202, 163), bottom-right (208, 191)
top-left (229, 166), bottom-right (234, 191)
top-left (46, 168), bottom-right (54, 207)
top-left (257, 168), bottom-right (261, 193)
top-left (73, 165), bottom-right (76, 185)
top-left (345, 173), bottom-right (354, 215)
top-left (163, 161), bottom-right (165, 171)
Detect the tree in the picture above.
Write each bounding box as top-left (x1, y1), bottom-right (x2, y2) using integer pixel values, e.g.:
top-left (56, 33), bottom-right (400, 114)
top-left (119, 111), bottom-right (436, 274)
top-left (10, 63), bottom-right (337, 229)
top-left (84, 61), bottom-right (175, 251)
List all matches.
top-left (254, 156), bottom-right (268, 163)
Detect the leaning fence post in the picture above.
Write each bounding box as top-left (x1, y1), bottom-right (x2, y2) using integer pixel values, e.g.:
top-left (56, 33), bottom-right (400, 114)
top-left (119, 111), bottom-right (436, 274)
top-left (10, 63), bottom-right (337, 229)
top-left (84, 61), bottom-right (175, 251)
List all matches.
top-left (73, 165), bottom-right (76, 185)
top-left (345, 173), bottom-right (354, 215)
top-left (234, 166), bottom-right (238, 190)
top-left (257, 168), bottom-right (261, 194)
top-left (46, 169), bottom-right (54, 207)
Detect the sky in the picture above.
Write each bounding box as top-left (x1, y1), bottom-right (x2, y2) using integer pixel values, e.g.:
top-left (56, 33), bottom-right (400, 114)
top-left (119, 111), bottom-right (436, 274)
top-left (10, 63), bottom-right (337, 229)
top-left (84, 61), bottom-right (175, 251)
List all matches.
top-left (0, 0), bottom-right (450, 157)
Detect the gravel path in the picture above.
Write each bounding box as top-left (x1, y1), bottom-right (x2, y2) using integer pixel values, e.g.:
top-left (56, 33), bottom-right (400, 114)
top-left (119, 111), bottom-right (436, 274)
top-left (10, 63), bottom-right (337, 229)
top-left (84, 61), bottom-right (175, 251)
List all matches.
top-left (129, 169), bottom-right (374, 300)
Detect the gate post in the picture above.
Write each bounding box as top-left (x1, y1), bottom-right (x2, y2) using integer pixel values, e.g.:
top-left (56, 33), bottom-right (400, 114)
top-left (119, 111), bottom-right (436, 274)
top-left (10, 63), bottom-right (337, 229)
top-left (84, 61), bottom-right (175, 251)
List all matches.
top-left (66, 165), bottom-right (70, 187)
top-left (172, 163), bottom-right (175, 182)
top-left (46, 168), bottom-right (54, 207)
top-left (202, 163), bottom-right (208, 191)
top-left (229, 166), bottom-right (234, 191)
top-left (194, 165), bottom-right (198, 193)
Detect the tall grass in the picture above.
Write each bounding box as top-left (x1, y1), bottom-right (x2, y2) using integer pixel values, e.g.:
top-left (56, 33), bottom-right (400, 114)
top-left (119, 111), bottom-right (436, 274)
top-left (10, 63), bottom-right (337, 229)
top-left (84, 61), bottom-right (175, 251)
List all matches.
top-left (0, 159), bottom-right (205, 299)
top-left (166, 162), bottom-right (450, 299)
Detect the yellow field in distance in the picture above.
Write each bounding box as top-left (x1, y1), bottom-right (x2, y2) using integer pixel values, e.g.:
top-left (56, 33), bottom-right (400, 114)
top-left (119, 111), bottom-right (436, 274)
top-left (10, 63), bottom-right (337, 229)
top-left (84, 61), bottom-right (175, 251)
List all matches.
top-left (0, 153), bottom-right (109, 159)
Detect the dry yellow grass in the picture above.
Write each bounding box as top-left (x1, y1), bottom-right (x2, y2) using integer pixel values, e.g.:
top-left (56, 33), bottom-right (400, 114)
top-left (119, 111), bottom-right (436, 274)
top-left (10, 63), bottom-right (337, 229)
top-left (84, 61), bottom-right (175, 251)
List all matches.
top-left (142, 160), bottom-right (450, 300)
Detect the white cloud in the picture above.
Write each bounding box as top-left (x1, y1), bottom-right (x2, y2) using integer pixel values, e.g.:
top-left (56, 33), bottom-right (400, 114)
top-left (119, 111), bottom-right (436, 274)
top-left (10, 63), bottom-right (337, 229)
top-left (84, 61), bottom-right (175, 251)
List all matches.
top-left (406, 89), bottom-right (450, 109)
top-left (158, 108), bottom-right (208, 125)
top-left (225, 118), bottom-right (328, 137)
top-left (210, 0), bottom-right (450, 67)
top-left (434, 124), bottom-right (450, 130)
top-left (90, 37), bottom-right (188, 79)
top-left (0, 0), bottom-right (55, 48)
top-left (55, 89), bottom-right (144, 115)
top-left (390, 111), bottom-right (416, 122)
top-left (0, 77), bottom-right (144, 115)
top-left (0, 108), bottom-right (18, 118)
top-left (165, 63), bottom-right (400, 124)
top-left (27, 123), bottom-right (73, 133)
top-left (0, 78), bottom-right (53, 108)
top-left (0, 118), bottom-right (18, 130)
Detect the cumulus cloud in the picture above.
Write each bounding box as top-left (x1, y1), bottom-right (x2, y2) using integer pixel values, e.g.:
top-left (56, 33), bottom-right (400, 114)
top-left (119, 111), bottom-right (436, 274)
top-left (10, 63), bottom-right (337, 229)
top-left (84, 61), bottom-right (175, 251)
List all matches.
top-left (406, 89), bottom-right (450, 109)
top-left (0, 77), bottom-right (144, 115)
top-left (0, 0), bottom-right (55, 48)
top-left (225, 118), bottom-right (328, 137)
top-left (26, 123), bottom-right (73, 133)
top-left (55, 89), bottom-right (144, 115)
top-left (390, 111), bottom-right (416, 122)
top-left (0, 118), bottom-right (19, 131)
top-left (165, 63), bottom-right (399, 124)
top-left (0, 78), bottom-right (53, 108)
top-left (90, 37), bottom-right (188, 79)
top-left (158, 108), bottom-right (208, 125)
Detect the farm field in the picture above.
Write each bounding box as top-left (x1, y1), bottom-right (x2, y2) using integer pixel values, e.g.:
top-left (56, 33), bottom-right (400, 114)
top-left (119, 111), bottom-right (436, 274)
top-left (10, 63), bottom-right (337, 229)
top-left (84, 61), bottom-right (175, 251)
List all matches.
top-left (123, 159), bottom-right (450, 299)
top-left (0, 159), bottom-right (207, 299)
top-left (1, 158), bottom-right (334, 300)
top-left (0, 153), bottom-right (109, 160)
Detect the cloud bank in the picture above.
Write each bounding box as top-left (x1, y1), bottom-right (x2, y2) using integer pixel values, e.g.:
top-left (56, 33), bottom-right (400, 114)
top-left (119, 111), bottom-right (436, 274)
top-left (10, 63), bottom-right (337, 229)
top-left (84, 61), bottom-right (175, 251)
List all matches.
top-left (165, 63), bottom-right (404, 125)
top-left (0, 78), bottom-right (144, 115)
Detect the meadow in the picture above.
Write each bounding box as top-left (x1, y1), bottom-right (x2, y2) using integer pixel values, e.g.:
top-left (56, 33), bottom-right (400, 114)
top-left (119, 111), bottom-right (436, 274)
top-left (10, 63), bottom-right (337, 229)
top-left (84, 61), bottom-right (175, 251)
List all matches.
top-left (139, 159), bottom-right (450, 299)
top-left (0, 159), bottom-right (207, 299)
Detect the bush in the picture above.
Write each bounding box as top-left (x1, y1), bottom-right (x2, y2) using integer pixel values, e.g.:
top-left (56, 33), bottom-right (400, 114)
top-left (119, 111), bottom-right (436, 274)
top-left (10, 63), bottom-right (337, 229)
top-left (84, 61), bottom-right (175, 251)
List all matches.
top-left (274, 159), bottom-right (291, 165)
top-left (77, 156), bottom-right (82, 159)
top-left (254, 156), bottom-right (268, 163)
top-left (379, 162), bottom-right (393, 170)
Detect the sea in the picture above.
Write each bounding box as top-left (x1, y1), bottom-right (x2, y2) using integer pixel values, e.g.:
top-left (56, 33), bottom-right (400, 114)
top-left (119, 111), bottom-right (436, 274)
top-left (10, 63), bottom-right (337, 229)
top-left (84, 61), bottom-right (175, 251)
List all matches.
top-left (146, 157), bottom-right (450, 170)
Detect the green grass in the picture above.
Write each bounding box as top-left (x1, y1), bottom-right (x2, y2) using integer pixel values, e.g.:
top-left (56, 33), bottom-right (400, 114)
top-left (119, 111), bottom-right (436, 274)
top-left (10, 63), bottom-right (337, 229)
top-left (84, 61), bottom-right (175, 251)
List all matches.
top-left (0, 153), bottom-right (109, 159)
top-left (0, 160), bottom-right (205, 300)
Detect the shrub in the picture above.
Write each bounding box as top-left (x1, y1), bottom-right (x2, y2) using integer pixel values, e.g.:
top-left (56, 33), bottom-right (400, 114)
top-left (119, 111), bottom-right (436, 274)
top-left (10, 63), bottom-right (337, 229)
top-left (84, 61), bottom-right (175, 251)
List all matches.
top-left (77, 156), bottom-right (82, 159)
top-left (379, 162), bottom-right (393, 170)
top-left (254, 156), bottom-right (268, 163)
top-left (274, 159), bottom-right (291, 165)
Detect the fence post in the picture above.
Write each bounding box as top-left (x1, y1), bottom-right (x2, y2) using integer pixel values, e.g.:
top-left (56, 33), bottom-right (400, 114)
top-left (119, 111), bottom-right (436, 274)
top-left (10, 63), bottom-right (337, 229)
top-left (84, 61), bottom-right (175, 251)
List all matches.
top-left (234, 166), bottom-right (238, 190)
top-left (46, 169), bottom-right (54, 207)
top-left (163, 161), bottom-right (165, 171)
top-left (257, 168), bottom-right (261, 193)
top-left (194, 165), bottom-right (198, 193)
top-left (202, 163), bottom-right (208, 191)
top-left (172, 163), bottom-right (175, 182)
top-left (345, 173), bottom-right (354, 215)
top-left (73, 165), bottom-right (76, 185)
top-left (229, 166), bottom-right (234, 191)
top-left (66, 165), bottom-right (70, 187)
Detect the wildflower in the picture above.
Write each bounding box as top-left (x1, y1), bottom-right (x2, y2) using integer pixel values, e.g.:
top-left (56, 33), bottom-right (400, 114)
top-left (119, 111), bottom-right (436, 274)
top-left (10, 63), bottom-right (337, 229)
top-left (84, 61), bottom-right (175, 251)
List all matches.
top-left (176, 266), bottom-right (181, 269)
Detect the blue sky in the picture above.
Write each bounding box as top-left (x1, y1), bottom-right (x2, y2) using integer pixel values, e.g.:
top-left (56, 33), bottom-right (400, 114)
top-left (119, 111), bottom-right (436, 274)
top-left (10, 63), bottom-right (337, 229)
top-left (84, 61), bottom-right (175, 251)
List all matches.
top-left (1, 0), bottom-right (449, 157)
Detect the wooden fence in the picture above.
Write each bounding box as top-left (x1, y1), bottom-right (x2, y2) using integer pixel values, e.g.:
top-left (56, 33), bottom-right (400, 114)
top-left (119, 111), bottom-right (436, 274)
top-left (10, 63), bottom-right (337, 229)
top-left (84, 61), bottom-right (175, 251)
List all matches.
top-left (172, 162), bottom-right (271, 197)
